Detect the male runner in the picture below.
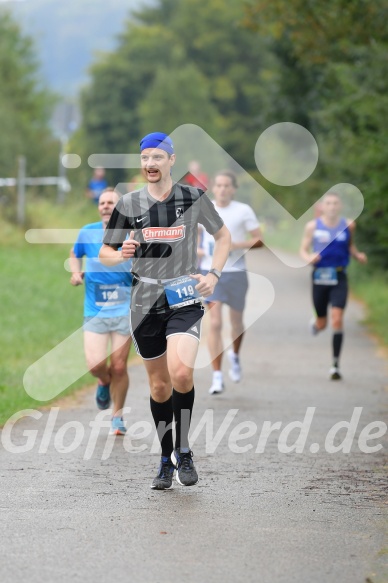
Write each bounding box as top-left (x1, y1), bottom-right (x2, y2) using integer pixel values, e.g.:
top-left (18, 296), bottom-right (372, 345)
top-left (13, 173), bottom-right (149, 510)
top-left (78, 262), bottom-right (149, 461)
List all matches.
top-left (70, 188), bottom-right (132, 435)
top-left (86, 167), bottom-right (108, 204)
top-left (99, 132), bottom-right (231, 489)
top-left (200, 170), bottom-right (263, 394)
top-left (300, 191), bottom-right (367, 380)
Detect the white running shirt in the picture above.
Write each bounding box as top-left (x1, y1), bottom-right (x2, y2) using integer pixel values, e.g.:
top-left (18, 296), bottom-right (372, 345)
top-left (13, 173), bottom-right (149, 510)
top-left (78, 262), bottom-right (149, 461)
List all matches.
top-left (200, 200), bottom-right (260, 272)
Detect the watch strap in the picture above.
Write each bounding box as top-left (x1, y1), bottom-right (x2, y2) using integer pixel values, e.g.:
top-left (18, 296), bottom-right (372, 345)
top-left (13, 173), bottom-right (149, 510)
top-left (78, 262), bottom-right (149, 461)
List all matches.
top-left (208, 268), bottom-right (221, 280)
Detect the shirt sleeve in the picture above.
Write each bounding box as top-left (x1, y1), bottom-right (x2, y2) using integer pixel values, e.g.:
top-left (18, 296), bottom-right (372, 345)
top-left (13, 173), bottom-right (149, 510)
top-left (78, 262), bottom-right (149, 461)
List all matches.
top-left (198, 191), bottom-right (224, 235)
top-left (243, 205), bottom-right (260, 232)
top-left (103, 198), bottom-right (132, 249)
top-left (73, 229), bottom-right (85, 258)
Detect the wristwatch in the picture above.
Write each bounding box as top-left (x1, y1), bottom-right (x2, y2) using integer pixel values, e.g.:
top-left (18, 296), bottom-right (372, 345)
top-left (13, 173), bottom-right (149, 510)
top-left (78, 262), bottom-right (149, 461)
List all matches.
top-left (208, 268), bottom-right (221, 280)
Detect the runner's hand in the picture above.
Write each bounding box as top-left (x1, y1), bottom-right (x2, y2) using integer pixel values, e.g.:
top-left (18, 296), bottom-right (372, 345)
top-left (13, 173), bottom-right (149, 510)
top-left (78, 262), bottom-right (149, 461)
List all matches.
top-left (70, 272), bottom-right (84, 286)
top-left (356, 252), bottom-right (367, 264)
top-left (190, 273), bottom-right (217, 297)
top-left (309, 252), bottom-right (322, 265)
top-left (122, 231), bottom-right (140, 259)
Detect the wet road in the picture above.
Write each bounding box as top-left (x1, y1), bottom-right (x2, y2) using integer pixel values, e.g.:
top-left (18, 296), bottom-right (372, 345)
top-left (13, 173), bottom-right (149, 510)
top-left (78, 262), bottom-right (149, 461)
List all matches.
top-left (1, 248), bottom-right (387, 583)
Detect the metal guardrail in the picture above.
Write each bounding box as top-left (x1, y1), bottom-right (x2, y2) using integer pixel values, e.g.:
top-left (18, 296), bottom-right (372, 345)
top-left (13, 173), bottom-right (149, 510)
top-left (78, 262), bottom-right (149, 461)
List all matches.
top-left (0, 177), bottom-right (70, 189)
top-left (0, 156), bottom-right (71, 224)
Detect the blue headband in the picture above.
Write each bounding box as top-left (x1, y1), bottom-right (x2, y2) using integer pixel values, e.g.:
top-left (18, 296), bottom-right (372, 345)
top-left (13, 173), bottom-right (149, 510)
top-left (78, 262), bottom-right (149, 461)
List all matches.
top-left (140, 132), bottom-right (174, 155)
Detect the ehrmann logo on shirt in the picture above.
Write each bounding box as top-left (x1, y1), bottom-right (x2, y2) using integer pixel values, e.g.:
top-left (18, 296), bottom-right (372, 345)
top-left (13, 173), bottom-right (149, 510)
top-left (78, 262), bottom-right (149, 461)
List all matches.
top-left (142, 225), bottom-right (186, 242)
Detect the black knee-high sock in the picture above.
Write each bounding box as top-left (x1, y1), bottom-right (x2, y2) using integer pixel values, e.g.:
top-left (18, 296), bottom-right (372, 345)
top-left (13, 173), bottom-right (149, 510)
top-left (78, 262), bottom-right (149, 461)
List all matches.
top-left (332, 331), bottom-right (343, 366)
top-left (150, 396), bottom-right (174, 458)
top-left (173, 387), bottom-right (195, 451)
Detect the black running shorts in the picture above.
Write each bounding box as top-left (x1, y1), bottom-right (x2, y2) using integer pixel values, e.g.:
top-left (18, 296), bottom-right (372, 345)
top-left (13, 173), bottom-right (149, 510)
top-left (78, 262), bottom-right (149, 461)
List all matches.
top-left (312, 271), bottom-right (348, 318)
top-left (129, 303), bottom-right (204, 360)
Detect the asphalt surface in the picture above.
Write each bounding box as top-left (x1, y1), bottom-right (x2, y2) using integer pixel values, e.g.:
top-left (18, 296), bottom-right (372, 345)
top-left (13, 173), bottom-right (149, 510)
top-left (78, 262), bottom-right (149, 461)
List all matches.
top-left (1, 248), bottom-right (387, 583)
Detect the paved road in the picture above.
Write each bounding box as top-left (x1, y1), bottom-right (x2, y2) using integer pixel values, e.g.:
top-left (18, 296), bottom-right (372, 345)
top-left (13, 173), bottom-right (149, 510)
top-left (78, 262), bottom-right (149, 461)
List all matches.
top-left (1, 249), bottom-right (387, 583)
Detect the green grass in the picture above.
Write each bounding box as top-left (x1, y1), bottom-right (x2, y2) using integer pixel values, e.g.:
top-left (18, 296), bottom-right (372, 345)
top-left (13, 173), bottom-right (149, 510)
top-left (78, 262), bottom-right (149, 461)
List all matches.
top-left (0, 193), bottom-right (134, 426)
top-left (0, 242), bottom-right (88, 424)
top-left (349, 263), bottom-right (388, 346)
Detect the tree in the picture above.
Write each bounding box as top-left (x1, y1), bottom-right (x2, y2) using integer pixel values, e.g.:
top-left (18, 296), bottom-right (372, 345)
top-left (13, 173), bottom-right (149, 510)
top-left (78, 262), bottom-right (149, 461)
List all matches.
top-left (0, 10), bottom-right (57, 181)
top-left (244, 0), bottom-right (388, 267)
top-left (244, 0), bottom-right (388, 65)
top-left (74, 0), bottom-right (279, 176)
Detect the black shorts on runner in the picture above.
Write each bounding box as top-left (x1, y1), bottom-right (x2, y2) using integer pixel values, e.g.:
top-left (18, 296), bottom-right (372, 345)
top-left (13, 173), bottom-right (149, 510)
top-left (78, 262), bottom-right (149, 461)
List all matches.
top-left (312, 271), bottom-right (348, 318)
top-left (129, 303), bottom-right (204, 360)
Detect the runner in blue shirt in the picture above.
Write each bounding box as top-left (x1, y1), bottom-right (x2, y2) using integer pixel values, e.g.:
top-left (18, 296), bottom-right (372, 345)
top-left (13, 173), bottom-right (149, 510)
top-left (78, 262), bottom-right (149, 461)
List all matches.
top-left (300, 191), bottom-right (367, 380)
top-left (69, 188), bottom-right (133, 434)
top-left (86, 167), bottom-right (108, 204)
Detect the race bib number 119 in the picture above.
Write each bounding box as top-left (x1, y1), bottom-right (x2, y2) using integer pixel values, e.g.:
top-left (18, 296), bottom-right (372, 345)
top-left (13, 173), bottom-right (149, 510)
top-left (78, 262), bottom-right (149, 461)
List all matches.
top-left (164, 276), bottom-right (201, 309)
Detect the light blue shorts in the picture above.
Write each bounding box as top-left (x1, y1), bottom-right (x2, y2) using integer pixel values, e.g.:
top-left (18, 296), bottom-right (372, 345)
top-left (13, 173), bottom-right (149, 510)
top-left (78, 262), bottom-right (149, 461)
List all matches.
top-left (83, 315), bottom-right (131, 336)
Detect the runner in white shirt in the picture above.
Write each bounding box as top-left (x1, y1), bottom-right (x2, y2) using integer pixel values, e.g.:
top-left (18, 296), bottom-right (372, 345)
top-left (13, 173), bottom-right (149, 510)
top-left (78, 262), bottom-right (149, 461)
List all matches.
top-left (200, 170), bottom-right (264, 394)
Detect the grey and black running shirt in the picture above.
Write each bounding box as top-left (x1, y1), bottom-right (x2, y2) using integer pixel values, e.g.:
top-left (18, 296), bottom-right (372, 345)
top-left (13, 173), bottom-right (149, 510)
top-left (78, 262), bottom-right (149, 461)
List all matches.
top-left (103, 183), bottom-right (224, 313)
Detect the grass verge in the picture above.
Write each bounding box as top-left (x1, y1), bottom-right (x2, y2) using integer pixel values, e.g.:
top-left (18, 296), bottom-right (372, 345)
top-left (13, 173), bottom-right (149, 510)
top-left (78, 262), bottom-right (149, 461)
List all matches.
top-left (348, 263), bottom-right (388, 347)
top-left (0, 193), bottom-right (134, 426)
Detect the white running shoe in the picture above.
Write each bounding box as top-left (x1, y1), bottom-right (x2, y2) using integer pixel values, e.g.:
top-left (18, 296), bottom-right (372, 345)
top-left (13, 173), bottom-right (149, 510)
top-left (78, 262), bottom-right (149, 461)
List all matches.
top-left (228, 349), bottom-right (242, 383)
top-left (209, 373), bottom-right (225, 394)
top-left (309, 317), bottom-right (319, 336)
top-left (329, 366), bottom-right (342, 380)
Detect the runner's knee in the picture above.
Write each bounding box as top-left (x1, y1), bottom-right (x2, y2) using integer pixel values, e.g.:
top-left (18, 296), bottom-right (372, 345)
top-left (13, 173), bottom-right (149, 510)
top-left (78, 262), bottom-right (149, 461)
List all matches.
top-left (316, 317), bottom-right (327, 330)
top-left (331, 315), bottom-right (343, 330)
top-left (209, 318), bottom-right (222, 334)
top-left (110, 359), bottom-right (128, 377)
top-left (149, 378), bottom-right (171, 401)
top-left (169, 365), bottom-right (193, 390)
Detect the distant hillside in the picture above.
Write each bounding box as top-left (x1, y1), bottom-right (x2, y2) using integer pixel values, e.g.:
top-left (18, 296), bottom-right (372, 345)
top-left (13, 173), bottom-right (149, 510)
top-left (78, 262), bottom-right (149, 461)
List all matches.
top-left (2, 0), bottom-right (149, 96)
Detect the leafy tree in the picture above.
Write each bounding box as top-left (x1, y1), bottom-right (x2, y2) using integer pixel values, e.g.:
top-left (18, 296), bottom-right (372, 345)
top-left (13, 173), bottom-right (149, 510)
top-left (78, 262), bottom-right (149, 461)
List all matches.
top-left (74, 0), bottom-right (388, 267)
top-left (244, 0), bottom-right (388, 267)
top-left (0, 10), bottom-right (57, 182)
top-left (74, 0), bottom-right (279, 178)
top-left (244, 0), bottom-right (388, 64)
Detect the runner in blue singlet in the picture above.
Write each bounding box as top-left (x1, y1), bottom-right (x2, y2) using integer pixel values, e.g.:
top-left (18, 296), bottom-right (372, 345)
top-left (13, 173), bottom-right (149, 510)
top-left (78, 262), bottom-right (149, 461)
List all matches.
top-left (300, 192), bottom-right (367, 380)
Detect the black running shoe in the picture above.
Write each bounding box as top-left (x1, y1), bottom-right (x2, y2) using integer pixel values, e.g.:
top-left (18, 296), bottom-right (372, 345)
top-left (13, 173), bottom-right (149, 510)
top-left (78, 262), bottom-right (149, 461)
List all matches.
top-left (151, 456), bottom-right (175, 490)
top-left (171, 448), bottom-right (198, 486)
